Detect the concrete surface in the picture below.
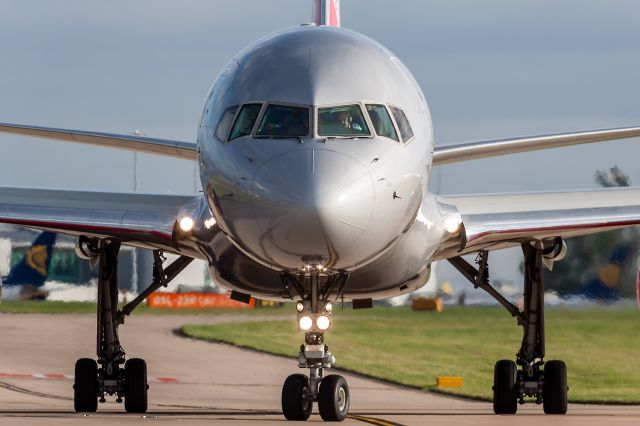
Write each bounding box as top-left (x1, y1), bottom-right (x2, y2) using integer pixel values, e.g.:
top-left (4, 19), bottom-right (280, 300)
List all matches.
top-left (0, 312), bottom-right (638, 425)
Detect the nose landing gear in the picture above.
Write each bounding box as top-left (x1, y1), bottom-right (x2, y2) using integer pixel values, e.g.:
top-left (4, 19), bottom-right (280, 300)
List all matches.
top-left (281, 270), bottom-right (350, 422)
top-left (282, 337), bottom-right (350, 422)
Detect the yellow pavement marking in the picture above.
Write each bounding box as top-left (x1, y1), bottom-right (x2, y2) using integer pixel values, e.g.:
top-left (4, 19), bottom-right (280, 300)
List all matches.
top-left (347, 414), bottom-right (404, 426)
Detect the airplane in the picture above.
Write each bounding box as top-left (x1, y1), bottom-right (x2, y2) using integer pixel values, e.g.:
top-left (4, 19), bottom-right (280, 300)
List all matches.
top-left (2, 0), bottom-right (640, 420)
top-left (575, 243), bottom-right (632, 301)
top-left (1, 231), bottom-right (57, 301)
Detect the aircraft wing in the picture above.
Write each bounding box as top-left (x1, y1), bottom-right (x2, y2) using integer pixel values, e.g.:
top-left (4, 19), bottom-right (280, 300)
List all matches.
top-left (432, 126), bottom-right (640, 165)
top-left (435, 187), bottom-right (640, 259)
top-left (0, 186), bottom-right (204, 257)
top-left (0, 122), bottom-right (197, 160)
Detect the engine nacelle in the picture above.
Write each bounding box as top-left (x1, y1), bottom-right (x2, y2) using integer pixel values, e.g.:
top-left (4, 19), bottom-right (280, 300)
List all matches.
top-left (75, 236), bottom-right (100, 260)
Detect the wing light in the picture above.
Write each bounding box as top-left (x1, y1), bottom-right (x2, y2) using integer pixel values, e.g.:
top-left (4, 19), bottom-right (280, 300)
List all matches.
top-left (179, 216), bottom-right (195, 232)
top-left (444, 216), bottom-right (462, 234)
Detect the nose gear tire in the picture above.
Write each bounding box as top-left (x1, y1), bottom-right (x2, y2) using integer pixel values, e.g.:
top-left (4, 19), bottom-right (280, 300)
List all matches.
top-left (282, 374), bottom-right (313, 421)
top-left (318, 374), bottom-right (350, 421)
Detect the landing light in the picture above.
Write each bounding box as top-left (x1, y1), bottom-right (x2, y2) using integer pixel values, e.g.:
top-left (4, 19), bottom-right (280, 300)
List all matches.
top-left (299, 316), bottom-right (313, 331)
top-left (316, 315), bottom-right (331, 330)
top-left (179, 216), bottom-right (195, 232)
top-left (444, 217), bottom-right (461, 234)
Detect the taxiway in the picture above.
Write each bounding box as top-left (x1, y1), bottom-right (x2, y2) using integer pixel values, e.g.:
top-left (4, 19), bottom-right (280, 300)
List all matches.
top-left (0, 312), bottom-right (638, 425)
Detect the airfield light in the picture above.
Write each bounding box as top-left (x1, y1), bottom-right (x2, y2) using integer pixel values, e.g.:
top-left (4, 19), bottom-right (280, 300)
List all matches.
top-left (444, 217), bottom-right (461, 234)
top-left (316, 315), bottom-right (331, 331)
top-left (299, 316), bottom-right (313, 331)
top-left (325, 302), bottom-right (333, 313)
top-left (179, 216), bottom-right (195, 232)
top-left (296, 302), bottom-right (305, 312)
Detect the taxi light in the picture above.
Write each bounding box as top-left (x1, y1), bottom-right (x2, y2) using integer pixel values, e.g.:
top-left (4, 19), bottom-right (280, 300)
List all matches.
top-left (179, 216), bottom-right (195, 232)
top-left (204, 217), bottom-right (216, 229)
top-left (299, 316), bottom-right (313, 331)
top-left (316, 315), bottom-right (331, 330)
top-left (296, 302), bottom-right (304, 312)
top-left (325, 302), bottom-right (332, 313)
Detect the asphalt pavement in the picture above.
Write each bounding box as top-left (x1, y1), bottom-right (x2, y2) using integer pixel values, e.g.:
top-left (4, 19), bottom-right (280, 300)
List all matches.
top-left (0, 312), bottom-right (638, 425)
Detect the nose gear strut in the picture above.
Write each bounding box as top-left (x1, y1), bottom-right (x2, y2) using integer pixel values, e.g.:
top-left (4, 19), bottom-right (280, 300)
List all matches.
top-left (281, 269), bottom-right (351, 422)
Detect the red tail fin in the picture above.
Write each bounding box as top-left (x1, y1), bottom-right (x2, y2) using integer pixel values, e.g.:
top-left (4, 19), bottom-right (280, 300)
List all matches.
top-left (313, 0), bottom-right (340, 27)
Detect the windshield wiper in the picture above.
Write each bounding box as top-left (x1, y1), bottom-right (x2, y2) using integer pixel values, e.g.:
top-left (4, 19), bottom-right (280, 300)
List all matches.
top-left (256, 135), bottom-right (304, 144)
top-left (323, 136), bottom-right (366, 142)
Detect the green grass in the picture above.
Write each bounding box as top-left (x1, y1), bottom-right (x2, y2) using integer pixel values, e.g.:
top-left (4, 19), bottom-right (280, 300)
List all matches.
top-left (0, 300), bottom-right (290, 316)
top-left (0, 300), bottom-right (98, 314)
top-left (181, 306), bottom-right (640, 404)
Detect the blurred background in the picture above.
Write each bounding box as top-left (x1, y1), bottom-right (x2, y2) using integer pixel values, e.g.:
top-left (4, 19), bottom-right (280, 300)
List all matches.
top-left (1, 0), bottom-right (639, 304)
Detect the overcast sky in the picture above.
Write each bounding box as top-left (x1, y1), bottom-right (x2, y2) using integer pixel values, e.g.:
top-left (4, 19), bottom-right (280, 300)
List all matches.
top-left (1, 0), bottom-right (639, 285)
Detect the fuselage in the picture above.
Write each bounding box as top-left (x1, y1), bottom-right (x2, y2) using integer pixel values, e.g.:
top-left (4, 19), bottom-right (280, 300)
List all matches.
top-left (194, 25), bottom-right (447, 300)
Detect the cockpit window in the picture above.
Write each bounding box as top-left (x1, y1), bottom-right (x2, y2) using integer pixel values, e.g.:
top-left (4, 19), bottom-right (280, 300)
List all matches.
top-left (366, 104), bottom-right (399, 142)
top-left (229, 103), bottom-right (261, 140)
top-left (318, 104), bottom-right (370, 137)
top-left (389, 106), bottom-right (414, 142)
top-left (255, 104), bottom-right (309, 137)
top-left (215, 106), bottom-right (238, 141)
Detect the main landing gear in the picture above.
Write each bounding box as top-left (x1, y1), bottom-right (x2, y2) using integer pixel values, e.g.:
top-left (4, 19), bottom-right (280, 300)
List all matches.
top-left (281, 270), bottom-right (350, 422)
top-left (73, 239), bottom-right (193, 413)
top-left (449, 242), bottom-right (568, 415)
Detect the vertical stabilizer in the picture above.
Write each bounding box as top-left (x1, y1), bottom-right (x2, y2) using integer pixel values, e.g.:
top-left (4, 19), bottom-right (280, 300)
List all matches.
top-left (312, 0), bottom-right (341, 27)
top-left (3, 232), bottom-right (57, 288)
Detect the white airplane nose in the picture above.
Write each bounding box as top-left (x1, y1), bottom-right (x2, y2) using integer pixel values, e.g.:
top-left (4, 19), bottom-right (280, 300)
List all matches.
top-left (252, 149), bottom-right (374, 268)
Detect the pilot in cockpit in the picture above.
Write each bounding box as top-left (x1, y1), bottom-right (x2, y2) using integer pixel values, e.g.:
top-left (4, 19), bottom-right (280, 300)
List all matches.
top-left (338, 111), bottom-right (364, 132)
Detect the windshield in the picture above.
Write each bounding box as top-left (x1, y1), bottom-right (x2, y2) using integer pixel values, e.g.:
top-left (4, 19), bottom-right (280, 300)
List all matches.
top-left (215, 106), bottom-right (238, 141)
top-left (229, 104), bottom-right (261, 140)
top-left (255, 104), bottom-right (309, 137)
top-left (366, 104), bottom-right (398, 141)
top-left (389, 106), bottom-right (414, 142)
top-left (317, 104), bottom-right (370, 137)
